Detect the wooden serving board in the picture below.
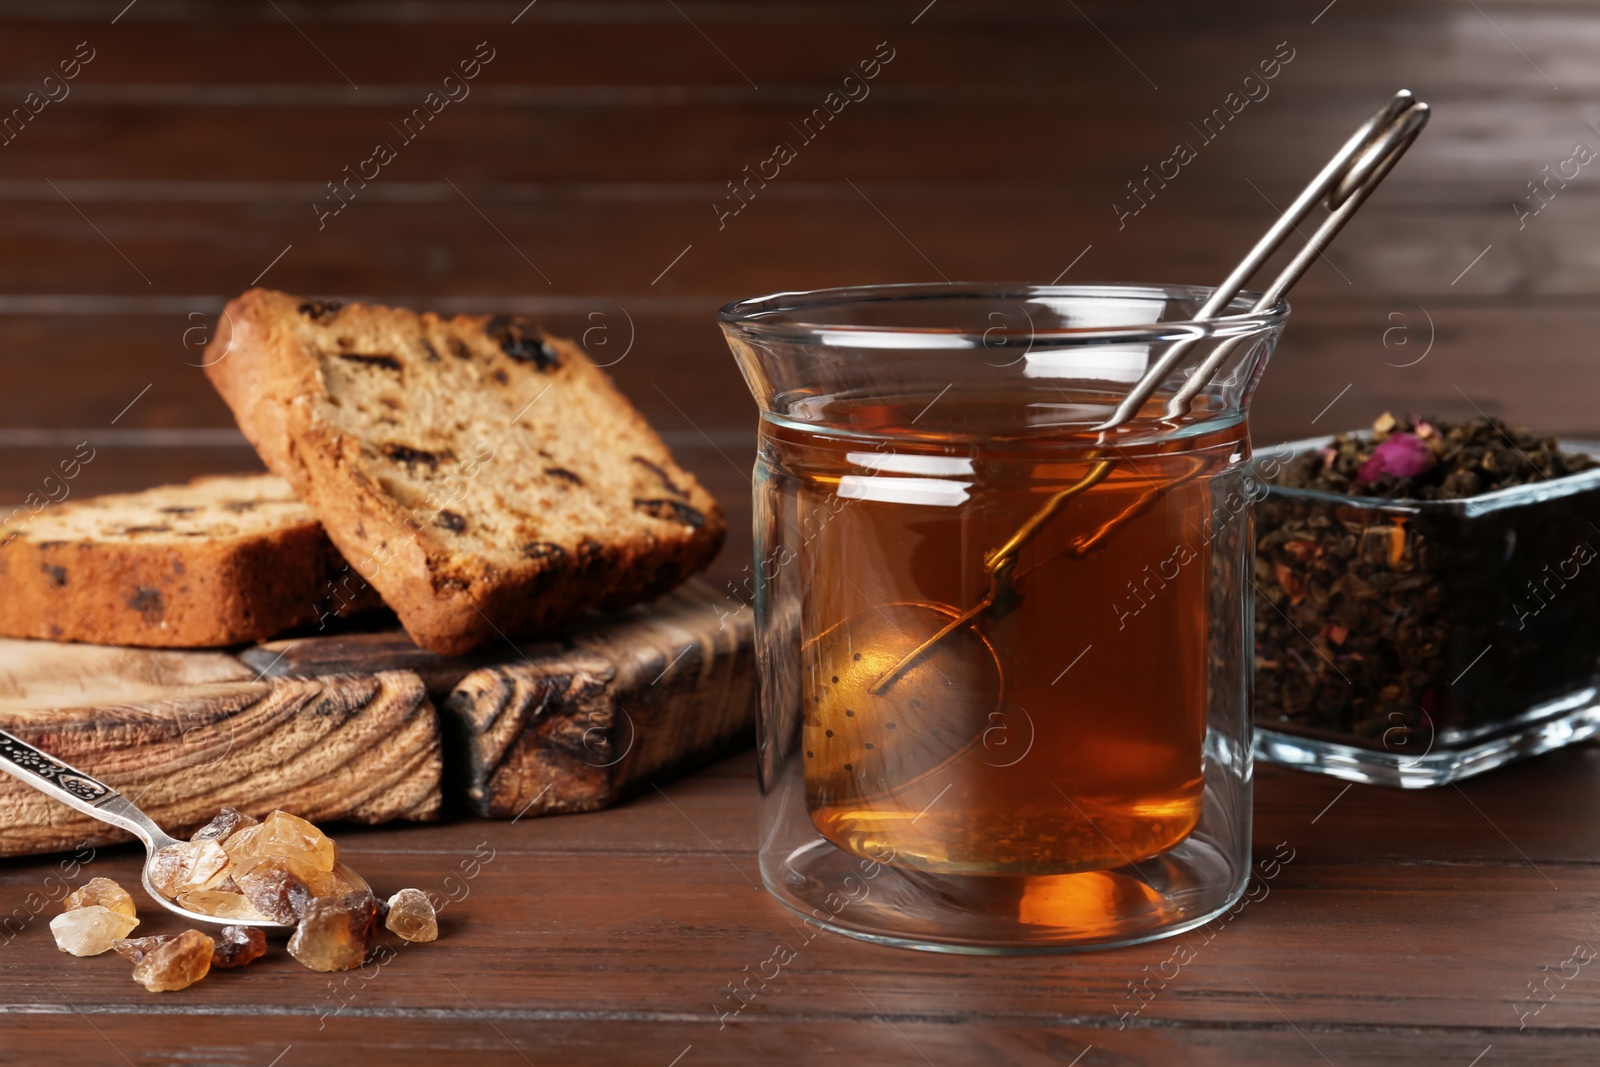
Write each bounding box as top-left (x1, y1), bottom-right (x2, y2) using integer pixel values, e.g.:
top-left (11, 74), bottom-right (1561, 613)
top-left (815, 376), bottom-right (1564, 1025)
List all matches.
top-left (0, 641), bottom-right (441, 857)
top-left (246, 581), bottom-right (757, 819)
top-left (447, 582), bottom-right (756, 818)
top-left (0, 581), bottom-right (754, 857)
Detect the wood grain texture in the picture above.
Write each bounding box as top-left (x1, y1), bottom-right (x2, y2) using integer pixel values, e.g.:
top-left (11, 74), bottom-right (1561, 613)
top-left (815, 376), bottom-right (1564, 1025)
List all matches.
top-left (244, 581), bottom-right (758, 817)
top-left (0, 195), bottom-right (1584, 304)
top-left (0, 636), bottom-right (254, 698)
top-left (239, 578), bottom-right (748, 690)
top-left (0, 757), bottom-right (1591, 1067)
top-left (242, 627), bottom-right (514, 698)
top-left (6, 303), bottom-right (1600, 452)
top-left (447, 581), bottom-right (754, 817)
top-left (0, 662), bottom-right (441, 857)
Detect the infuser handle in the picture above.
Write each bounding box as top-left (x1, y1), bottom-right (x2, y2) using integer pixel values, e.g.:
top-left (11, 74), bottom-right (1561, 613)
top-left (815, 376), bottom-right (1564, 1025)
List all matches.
top-left (1161, 99), bottom-right (1429, 419)
top-left (1093, 90), bottom-right (1429, 432)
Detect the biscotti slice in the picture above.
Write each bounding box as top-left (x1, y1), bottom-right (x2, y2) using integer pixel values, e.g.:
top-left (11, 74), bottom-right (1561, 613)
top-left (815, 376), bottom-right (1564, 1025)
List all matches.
top-left (203, 289), bottom-right (725, 655)
top-left (0, 474), bottom-right (380, 648)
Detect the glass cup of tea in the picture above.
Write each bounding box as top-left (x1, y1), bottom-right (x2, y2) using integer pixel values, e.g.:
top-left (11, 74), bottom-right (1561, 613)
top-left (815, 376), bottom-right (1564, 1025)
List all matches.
top-left (720, 282), bottom-right (1287, 952)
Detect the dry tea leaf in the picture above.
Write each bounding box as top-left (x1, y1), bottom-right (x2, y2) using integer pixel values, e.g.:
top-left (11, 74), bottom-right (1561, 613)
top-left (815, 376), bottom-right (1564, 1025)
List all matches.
top-left (1257, 412), bottom-right (1600, 748)
top-left (1276, 413), bottom-right (1594, 501)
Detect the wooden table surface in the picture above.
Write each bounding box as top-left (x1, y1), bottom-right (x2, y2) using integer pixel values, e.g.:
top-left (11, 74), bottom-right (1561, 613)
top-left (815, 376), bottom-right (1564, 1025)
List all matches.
top-left (2, 2), bottom-right (1597, 1064)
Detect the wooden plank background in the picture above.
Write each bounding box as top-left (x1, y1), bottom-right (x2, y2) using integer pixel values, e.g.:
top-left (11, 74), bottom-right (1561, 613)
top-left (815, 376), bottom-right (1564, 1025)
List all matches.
top-left (0, 1), bottom-right (1596, 1064)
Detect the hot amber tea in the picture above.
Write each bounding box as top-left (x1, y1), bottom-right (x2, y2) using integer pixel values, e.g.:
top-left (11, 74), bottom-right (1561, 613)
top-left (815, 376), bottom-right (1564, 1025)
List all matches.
top-left (765, 395), bottom-right (1245, 878)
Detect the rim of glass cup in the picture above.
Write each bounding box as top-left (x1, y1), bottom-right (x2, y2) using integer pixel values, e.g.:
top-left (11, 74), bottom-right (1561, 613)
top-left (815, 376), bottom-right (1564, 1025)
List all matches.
top-left (717, 281), bottom-right (1291, 347)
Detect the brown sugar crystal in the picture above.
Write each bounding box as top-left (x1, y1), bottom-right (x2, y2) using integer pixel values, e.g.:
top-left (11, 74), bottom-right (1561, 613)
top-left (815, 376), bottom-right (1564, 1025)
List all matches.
top-left (236, 859), bottom-right (316, 925)
top-left (63, 877), bottom-right (137, 919)
top-left (264, 810), bottom-right (338, 872)
top-left (287, 890), bottom-right (378, 972)
top-left (150, 808), bottom-right (358, 923)
top-left (176, 882), bottom-right (272, 923)
top-left (113, 934), bottom-right (176, 964)
top-left (226, 810), bottom-right (337, 875)
top-left (384, 888), bottom-right (438, 943)
top-left (190, 807), bottom-right (258, 843)
top-left (211, 925), bottom-right (267, 969)
top-left (50, 807), bottom-right (443, 994)
top-left (306, 864), bottom-right (357, 897)
top-left (50, 905), bottom-right (138, 956)
top-left (148, 840), bottom-right (230, 897)
top-left (131, 929), bottom-right (214, 992)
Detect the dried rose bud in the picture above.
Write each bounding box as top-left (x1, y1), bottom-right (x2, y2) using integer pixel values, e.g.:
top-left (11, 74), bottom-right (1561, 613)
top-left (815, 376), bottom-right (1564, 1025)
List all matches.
top-left (1356, 432), bottom-right (1434, 485)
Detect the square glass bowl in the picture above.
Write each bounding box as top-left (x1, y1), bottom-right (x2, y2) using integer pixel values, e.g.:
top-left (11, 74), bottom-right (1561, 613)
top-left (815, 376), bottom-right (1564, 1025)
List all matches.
top-left (1251, 435), bottom-right (1600, 787)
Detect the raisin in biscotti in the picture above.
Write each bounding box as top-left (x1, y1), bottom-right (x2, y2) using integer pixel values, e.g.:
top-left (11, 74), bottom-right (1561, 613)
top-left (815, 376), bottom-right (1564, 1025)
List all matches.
top-left (0, 474), bottom-right (379, 647)
top-left (202, 289), bottom-right (725, 655)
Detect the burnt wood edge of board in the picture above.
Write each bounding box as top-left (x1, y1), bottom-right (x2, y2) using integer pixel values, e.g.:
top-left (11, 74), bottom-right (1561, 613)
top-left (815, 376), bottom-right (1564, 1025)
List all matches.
top-left (440, 596), bottom-right (760, 818)
top-left (441, 644), bottom-right (759, 819)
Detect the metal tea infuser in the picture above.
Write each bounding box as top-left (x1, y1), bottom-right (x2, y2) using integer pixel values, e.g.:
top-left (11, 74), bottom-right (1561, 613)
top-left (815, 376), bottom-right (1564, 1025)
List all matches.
top-left (804, 91), bottom-right (1430, 793)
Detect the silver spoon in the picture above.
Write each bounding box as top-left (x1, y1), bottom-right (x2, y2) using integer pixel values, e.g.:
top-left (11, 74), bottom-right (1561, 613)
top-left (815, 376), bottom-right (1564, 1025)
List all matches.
top-left (0, 727), bottom-right (368, 932)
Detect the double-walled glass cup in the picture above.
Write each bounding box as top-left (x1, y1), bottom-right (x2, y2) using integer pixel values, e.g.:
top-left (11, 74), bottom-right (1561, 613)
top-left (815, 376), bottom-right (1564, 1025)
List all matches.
top-left (721, 283), bottom-right (1287, 953)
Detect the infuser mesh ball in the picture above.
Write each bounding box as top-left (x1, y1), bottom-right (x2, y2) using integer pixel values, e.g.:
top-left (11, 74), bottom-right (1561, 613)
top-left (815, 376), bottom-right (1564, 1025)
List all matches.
top-left (801, 601), bottom-right (1002, 806)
